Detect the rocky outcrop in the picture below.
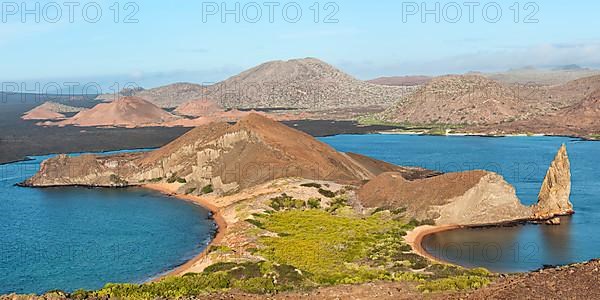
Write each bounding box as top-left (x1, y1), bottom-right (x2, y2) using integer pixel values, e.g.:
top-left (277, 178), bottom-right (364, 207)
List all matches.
top-left (533, 144), bottom-right (574, 218)
top-left (23, 114), bottom-right (434, 194)
top-left (357, 170), bottom-right (532, 225)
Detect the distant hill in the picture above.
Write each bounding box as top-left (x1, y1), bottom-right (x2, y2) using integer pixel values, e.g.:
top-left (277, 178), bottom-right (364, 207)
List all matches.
top-left (465, 76), bottom-right (600, 137)
top-left (552, 64), bottom-right (587, 71)
top-left (378, 75), bottom-right (550, 125)
top-left (485, 67), bottom-right (600, 85)
top-left (367, 76), bottom-right (432, 86)
top-left (548, 74), bottom-right (600, 106)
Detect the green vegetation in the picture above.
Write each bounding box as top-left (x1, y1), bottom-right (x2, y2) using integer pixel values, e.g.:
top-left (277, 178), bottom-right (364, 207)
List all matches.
top-left (357, 115), bottom-right (464, 136)
top-left (76, 261), bottom-right (312, 299)
top-left (109, 174), bottom-right (128, 186)
top-left (255, 209), bottom-right (418, 284)
top-left (326, 195), bottom-right (349, 213)
top-left (166, 174), bottom-right (187, 184)
top-left (185, 187), bottom-right (197, 195)
top-left (300, 182), bottom-right (322, 188)
top-left (269, 194), bottom-right (306, 211)
top-left (201, 184), bottom-right (214, 194)
top-left (208, 245), bottom-right (233, 254)
top-left (417, 275), bottom-right (491, 293)
top-left (148, 177), bottom-right (163, 183)
top-left (307, 197), bottom-right (321, 209)
top-left (588, 134), bottom-right (600, 140)
top-left (317, 188), bottom-right (336, 198)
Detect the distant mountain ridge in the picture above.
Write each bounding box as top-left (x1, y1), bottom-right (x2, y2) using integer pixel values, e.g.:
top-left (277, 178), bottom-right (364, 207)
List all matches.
top-left (367, 76), bottom-right (432, 86)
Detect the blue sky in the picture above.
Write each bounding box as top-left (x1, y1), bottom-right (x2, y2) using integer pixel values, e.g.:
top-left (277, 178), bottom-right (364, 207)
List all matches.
top-left (1, 0), bottom-right (600, 89)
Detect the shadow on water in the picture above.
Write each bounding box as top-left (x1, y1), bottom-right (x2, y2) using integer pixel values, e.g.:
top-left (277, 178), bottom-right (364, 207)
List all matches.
top-left (540, 216), bottom-right (572, 264)
top-left (422, 216), bottom-right (576, 273)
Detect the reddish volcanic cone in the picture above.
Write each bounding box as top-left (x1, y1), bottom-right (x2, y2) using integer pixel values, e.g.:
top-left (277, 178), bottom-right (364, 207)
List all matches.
top-left (57, 96), bottom-right (179, 127)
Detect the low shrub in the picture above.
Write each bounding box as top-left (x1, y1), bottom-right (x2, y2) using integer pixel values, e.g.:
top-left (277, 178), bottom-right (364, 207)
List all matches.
top-left (269, 194), bottom-right (306, 211)
top-left (246, 219), bottom-right (265, 229)
top-left (148, 177), bottom-right (162, 183)
top-left (326, 195), bottom-right (349, 213)
top-left (317, 188), bottom-right (336, 198)
top-left (109, 174), bottom-right (128, 185)
top-left (307, 197), bottom-right (321, 209)
top-left (201, 184), bottom-right (214, 194)
top-left (300, 182), bottom-right (322, 188)
top-left (417, 275), bottom-right (491, 292)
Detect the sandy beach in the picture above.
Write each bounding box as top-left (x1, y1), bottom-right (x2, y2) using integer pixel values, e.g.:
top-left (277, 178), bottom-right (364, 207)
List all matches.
top-left (142, 183), bottom-right (229, 278)
top-left (404, 225), bottom-right (461, 265)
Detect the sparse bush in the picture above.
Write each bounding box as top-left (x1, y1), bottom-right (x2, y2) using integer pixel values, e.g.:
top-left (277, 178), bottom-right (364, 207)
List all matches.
top-left (317, 188), bottom-right (336, 198)
top-left (201, 184), bottom-right (214, 194)
top-left (109, 174), bottom-right (128, 186)
top-left (300, 182), bottom-right (321, 188)
top-left (326, 195), bottom-right (349, 213)
top-left (417, 275), bottom-right (491, 292)
top-left (148, 177), bottom-right (163, 183)
top-left (208, 245), bottom-right (233, 254)
top-left (307, 197), bottom-right (321, 209)
top-left (269, 194), bottom-right (306, 211)
top-left (246, 219), bottom-right (265, 229)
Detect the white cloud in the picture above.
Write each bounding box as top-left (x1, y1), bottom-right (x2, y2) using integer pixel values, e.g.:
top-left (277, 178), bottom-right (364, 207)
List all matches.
top-left (338, 41), bottom-right (600, 78)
